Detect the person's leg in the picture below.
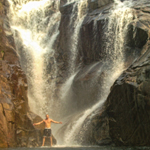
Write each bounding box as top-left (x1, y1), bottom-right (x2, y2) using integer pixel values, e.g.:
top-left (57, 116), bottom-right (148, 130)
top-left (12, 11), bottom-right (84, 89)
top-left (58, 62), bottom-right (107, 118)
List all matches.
top-left (42, 137), bottom-right (45, 146)
top-left (50, 136), bottom-right (53, 146)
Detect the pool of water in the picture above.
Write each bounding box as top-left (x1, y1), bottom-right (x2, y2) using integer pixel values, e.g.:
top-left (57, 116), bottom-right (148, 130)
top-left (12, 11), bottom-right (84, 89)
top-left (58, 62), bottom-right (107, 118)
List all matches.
top-left (1, 146), bottom-right (150, 150)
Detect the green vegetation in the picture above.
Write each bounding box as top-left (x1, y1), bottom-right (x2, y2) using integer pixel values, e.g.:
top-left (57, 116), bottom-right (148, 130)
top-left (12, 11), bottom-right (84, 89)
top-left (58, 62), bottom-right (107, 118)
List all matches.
top-left (1, 50), bottom-right (4, 60)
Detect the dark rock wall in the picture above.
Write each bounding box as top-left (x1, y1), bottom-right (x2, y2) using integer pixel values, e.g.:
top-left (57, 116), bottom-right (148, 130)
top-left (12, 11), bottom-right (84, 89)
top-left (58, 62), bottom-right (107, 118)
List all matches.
top-left (55, 0), bottom-right (113, 83)
top-left (104, 6), bottom-right (150, 146)
top-left (65, 2), bottom-right (150, 147)
top-left (55, 0), bottom-right (114, 122)
top-left (55, 0), bottom-right (148, 94)
top-left (106, 45), bottom-right (150, 146)
top-left (88, 0), bottom-right (113, 12)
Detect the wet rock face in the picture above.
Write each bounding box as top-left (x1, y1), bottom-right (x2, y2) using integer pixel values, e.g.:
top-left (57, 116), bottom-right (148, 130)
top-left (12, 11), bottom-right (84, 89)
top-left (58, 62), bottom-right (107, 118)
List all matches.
top-left (0, 62), bottom-right (28, 147)
top-left (0, 102), bottom-right (15, 147)
top-left (57, 0), bottom-right (149, 110)
top-left (56, 0), bottom-right (113, 85)
top-left (56, 0), bottom-right (149, 86)
top-left (103, 6), bottom-right (150, 145)
top-left (106, 45), bottom-right (150, 146)
top-left (0, 1), bottom-right (18, 64)
top-left (56, 1), bottom-right (150, 146)
top-left (75, 5), bottom-right (150, 146)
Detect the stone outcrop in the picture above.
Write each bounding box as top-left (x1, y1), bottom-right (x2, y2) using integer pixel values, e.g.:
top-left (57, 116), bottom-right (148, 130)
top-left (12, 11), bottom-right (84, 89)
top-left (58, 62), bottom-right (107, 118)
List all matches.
top-left (106, 44), bottom-right (150, 146)
top-left (0, 0), bottom-right (19, 147)
top-left (104, 6), bottom-right (150, 146)
top-left (56, 0), bottom-right (148, 86)
top-left (57, 0), bottom-right (113, 79)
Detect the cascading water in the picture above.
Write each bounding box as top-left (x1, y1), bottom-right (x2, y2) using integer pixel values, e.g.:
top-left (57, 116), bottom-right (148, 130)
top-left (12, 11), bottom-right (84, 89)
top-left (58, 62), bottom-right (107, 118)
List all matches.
top-left (68, 0), bottom-right (88, 75)
top-left (61, 0), bottom-right (137, 146)
top-left (8, 0), bottom-right (61, 117)
top-left (59, 0), bottom-right (89, 116)
top-left (7, 0), bottom-right (150, 147)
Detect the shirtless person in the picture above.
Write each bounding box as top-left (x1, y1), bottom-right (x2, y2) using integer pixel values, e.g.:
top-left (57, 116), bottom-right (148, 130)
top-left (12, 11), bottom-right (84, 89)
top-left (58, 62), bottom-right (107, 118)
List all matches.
top-left (33, 114), bottom-right (62, 146)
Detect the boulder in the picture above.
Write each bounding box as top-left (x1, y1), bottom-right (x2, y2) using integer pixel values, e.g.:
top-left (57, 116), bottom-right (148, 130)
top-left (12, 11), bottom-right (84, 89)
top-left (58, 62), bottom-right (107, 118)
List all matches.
top-left (105, 45), bottom-right (150, 146)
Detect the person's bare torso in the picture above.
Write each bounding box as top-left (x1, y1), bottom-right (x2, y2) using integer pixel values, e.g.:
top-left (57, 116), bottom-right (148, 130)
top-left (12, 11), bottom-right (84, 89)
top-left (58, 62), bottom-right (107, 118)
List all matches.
top-left (43, 118), bottom-right (52, 128)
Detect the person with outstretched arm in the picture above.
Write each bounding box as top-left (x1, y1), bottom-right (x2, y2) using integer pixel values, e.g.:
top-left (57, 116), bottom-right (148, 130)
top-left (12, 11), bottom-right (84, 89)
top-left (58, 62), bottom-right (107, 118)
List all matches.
top-left (33, 114), bottom-right (62, 147)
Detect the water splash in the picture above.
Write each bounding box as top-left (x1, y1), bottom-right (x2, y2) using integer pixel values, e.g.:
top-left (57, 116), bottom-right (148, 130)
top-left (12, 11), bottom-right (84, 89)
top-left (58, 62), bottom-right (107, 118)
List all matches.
top-left (63, 63), bottom-right (123, 145)
top-left (64, 99), bottom-right (105, 145)
top-left (19, 0), bottom-right (50, 13)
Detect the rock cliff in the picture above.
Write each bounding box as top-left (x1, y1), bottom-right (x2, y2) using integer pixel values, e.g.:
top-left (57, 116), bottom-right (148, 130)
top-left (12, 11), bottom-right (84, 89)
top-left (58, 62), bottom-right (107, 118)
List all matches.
top-left (82, 4), bottom-right (150, 146)
top-left (105, 5), bottom-right (150, 146)
top-left (106, 42), bottom-right (150, 145)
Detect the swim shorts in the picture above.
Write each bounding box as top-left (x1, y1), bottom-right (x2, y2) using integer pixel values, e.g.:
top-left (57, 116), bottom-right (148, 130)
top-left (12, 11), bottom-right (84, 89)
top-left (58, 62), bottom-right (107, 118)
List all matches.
top-left (43, 128), bottom-right (52, 137)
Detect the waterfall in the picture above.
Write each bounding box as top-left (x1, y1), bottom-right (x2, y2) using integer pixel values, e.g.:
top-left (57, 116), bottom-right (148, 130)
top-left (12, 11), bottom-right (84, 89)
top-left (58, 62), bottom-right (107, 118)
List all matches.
top-left (8, 0), bottom-right (150, 146)
top-left (62, 0), bottom-right (136, 145)
top-left (8, 0), bottom-right (61, 117)
top-left (58, 0), bottom-right (89, 119)
top-left (68, 0), bottom-right (88, 75)
top-left (62, 0), bottom-right (150, 146)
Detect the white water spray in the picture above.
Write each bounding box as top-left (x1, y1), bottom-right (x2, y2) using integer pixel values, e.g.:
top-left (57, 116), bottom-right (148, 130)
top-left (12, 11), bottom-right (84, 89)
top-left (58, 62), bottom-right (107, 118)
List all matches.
top-left (8, 0), bottom-right (61, 117)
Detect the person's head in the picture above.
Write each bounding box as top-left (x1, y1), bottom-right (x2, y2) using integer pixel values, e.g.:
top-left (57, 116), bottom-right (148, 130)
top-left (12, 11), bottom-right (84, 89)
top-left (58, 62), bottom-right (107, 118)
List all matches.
top-left (46, 114), bottom-right (49, 119)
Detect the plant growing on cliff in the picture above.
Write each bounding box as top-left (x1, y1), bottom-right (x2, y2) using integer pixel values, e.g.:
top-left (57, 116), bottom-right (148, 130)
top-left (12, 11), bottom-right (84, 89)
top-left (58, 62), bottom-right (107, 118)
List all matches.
top-left (1, 50), bottom-right (4, 60)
